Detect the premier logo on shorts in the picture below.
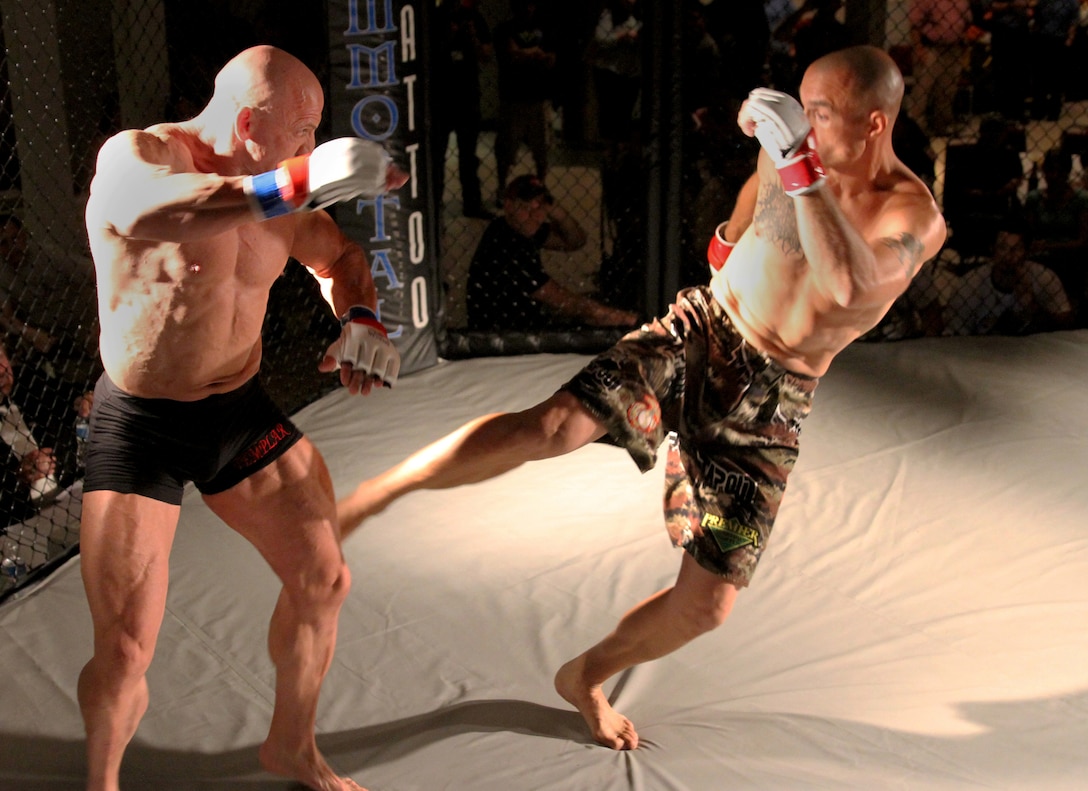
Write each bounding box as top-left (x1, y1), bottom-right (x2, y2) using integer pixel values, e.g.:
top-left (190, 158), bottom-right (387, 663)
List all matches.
top-left (700, 513), bottom-right (761, 554)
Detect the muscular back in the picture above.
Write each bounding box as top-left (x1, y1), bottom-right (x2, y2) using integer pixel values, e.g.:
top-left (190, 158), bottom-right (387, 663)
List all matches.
top-left (86, 125), bottom-right (299, 401)
top-left (714, 151), bottom-right (942, 377)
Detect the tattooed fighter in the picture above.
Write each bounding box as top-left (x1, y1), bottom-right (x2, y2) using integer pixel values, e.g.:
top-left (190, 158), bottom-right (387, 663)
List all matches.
top-left (338, 45), bottom-right (946, 750)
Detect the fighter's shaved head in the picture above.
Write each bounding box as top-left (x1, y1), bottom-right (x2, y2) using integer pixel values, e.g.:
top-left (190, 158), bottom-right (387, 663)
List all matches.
top-left (211, 45), bottom-right (320, 115)
top-left (810, 45), bottom-right (904, 120)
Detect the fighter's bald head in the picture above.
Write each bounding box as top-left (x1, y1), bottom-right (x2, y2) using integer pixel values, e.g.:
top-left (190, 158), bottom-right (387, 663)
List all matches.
top-left (212, 45), bottom-right (321, 115)
top-left (809, 45), bottom-right (904, 120)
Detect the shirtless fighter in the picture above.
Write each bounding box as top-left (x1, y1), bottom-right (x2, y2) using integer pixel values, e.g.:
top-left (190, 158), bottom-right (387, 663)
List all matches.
top-left (337, 45), bottom-right (946, 750)
top-left (79, 46), bottom-right (406, 791)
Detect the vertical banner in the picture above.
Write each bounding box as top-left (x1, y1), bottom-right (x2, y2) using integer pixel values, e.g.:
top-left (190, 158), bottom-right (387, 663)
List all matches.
top-left (328, 0), bottom-right (439, 375)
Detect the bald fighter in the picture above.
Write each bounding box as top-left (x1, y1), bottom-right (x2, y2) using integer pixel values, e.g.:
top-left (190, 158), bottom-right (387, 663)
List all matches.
top-left (337, 45), bottom-right (946, 750)
top-left (80, 45), bottom-right (406, 791)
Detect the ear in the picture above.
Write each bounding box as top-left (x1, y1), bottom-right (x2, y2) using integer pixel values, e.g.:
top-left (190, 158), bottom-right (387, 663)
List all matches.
top-left (869, 110), bottom-right (888, 139)
top-left (234, 107), bottom-right (254, 142)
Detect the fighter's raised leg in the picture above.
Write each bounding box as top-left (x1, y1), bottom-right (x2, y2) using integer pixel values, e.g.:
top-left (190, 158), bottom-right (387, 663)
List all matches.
top-left (337, 391), bottom-right (607, 537)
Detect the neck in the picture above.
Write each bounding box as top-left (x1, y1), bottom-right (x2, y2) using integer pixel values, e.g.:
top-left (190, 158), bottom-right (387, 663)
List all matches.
top-left (179, 117), bottom-right (241, 174)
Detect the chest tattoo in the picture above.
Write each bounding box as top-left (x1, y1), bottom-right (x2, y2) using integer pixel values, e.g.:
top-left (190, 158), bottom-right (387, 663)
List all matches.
top-left (754, 182), bottom-right (802, 256)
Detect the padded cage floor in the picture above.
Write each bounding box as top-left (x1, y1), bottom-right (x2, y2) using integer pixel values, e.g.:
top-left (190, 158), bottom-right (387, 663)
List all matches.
top-left (2, 331), bottom-right (1087, 790)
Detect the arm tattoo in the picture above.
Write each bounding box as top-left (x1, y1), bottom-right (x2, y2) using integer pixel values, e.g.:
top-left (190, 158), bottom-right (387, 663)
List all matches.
top-left (753, 182), bottom-right (803, 256)
top-left (880, 232), bottom-right (925, 276)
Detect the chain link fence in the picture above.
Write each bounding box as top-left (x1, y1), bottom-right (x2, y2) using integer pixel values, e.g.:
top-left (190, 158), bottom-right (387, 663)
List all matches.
top-left (442, 0), bottom-right (1087, 349)
top-left (2, 0), bottom-right (1086, 600)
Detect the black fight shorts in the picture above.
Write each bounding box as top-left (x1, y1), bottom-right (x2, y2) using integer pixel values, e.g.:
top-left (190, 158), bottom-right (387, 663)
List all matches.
top-left (83, 374), bottom-right (303, 505)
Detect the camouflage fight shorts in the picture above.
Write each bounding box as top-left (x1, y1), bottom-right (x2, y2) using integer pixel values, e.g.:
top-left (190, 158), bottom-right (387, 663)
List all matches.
top-left (560, 286), bottom-right (818, 587)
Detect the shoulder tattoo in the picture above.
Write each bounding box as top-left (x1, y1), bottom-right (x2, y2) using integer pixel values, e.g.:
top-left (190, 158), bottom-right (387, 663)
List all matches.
top-left (880, 232), bottom-right (925, 276)
top-left (754, 182), bottom-right (802, 256)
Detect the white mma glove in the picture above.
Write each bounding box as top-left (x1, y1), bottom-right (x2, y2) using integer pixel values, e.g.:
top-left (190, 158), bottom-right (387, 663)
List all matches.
top-left (243, 138), bottom-right (392, 220)
top-left (744, 88), bottom-right (826, 197)
top-left (323, 306), bottom-right (400, 387)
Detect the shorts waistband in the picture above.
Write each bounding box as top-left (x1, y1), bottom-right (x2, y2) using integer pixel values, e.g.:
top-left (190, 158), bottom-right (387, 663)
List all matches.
top-left (99, 372), bottom-right (262, 410)
top-left (696, 285), bottom-right (818, 383)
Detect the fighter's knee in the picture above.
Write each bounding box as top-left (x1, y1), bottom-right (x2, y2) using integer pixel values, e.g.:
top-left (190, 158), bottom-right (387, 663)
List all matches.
top-left (678, 589), bottom-right (737, 636)
top-left (521, 393), bottom-right (602, 457)
top-left (684, 601), bottom-right (733, 636)
top-left (288, 552), bottom-right (351, 608)
top-left (99, 629), bottom-right (157, 681)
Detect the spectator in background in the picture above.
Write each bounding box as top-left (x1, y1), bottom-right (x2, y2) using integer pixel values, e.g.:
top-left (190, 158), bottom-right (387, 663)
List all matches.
top-left (0, 213), bottom-right (99, 389)
top-left (433, 0), bottom-right (494, 220)
top-left (907, 0), bottom-right (972, 137)
top-left (1, 340), bottom-right (59, 527)
top-left (773, 0), bottom-right (851, 95)
top-left (682, 2), bottom-right (752, 288)
top-left (982, 0), bottom-right (1031, 120)
top-left (467, 175), bottom-right (639, 331)
top-left (1069, 0), bottom-right (1088, 101)
top-left (1028, 0), bottom-right (1079, 120)
top-left (766, 0), bottom-right (801, 90)
top-left (0, 213), bottom-right (100, 485)
top-left (915, 224), bottom-right (1075, 335)
top-left (1024, 146), bottom-right (1088, 318)
top-left (942, 115), bottom-right (1025, 255)
top-left (697, 0), bottom-right (770, 100)
top-left (493, 0), bottom-right (557, 200)
top-left (893, 112), bottom-right (938, 192)
top-left (589, 0), bottom-right (642, 154)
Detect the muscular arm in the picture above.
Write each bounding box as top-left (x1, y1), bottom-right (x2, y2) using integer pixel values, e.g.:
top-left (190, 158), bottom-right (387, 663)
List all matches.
top-left (541, 203), bottom-right (588, 251)
top-left (756, 151), bottom-right (945, 309)
top-left (88, 129), bottom-right (255, 243)
top-left (796, 190), bottom-right (925, 308)
top-left (725, 172), bottom-right (760, 243)
top-left (291, 209), bottom-right (379, 316)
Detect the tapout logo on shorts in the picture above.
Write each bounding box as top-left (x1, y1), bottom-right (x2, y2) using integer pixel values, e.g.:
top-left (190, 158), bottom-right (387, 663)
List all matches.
top-left (690, 446), bottom-right (757, 503)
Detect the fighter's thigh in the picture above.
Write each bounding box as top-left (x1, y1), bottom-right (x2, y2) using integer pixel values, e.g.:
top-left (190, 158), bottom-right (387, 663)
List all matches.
top-left (79, 489), bottom-right (181, 639)
top-left (201, 437), bottom-right (342, 584)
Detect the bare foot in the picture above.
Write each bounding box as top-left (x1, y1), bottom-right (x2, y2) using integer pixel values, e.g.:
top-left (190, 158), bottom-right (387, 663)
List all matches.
top-left (554, 655), bottom-right (639, 750)
top-left (336, 481), bottom-right (387, 538)
top-left (259, 741), bottom-right (367, 791)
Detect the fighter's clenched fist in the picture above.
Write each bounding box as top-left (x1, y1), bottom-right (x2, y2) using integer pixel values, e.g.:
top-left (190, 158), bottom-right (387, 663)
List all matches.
top-left (739, 87), bottom-right (825, 197)
top-left (320, 305), bottom-right (400, 392)
top-left (244, 137), bottom-right (407, 219)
